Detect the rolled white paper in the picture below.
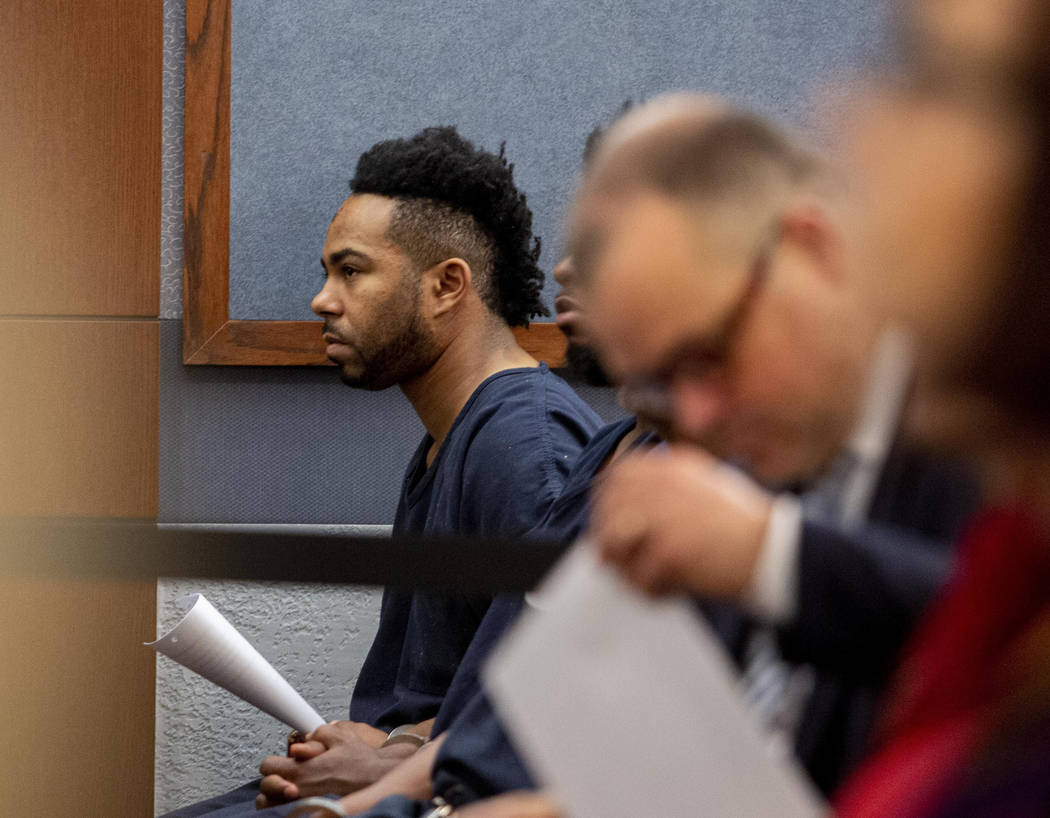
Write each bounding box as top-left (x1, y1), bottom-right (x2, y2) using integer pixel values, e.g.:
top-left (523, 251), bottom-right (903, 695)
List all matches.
top-left (147, 593), bottom-right (326, 734)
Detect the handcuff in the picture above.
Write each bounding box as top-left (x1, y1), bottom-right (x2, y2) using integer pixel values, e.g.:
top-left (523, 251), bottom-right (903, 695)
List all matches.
top-left (284, 797), bottom-right (350, 817)
top-left (381, 723), bottom-right (430, 749)
top-left (283, 795), bottom-right (456, 817)
top-left (421, 795), bottom-right (458, 817)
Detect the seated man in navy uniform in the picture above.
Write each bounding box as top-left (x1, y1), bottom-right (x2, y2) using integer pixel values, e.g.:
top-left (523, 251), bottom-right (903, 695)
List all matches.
top-left (165, 127), bottom-right (602, 817)
top-left (265, 248), bottom-right (654, 817)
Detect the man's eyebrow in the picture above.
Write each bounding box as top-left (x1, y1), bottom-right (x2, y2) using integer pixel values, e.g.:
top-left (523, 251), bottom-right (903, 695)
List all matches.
top-left (322, 247), bottom-right (372, 269)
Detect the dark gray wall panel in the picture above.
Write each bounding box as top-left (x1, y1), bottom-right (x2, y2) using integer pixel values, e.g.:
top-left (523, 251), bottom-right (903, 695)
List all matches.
top-left (159, 320), bottom-right (626, 523)
top-left (159, 320), bottom-right (420, 523)
top-left (228, 0), bottom-right (887, 321)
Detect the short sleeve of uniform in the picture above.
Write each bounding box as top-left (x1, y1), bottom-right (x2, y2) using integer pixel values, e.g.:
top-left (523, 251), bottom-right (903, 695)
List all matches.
top-left (455, 365), bottom-right (603, 538)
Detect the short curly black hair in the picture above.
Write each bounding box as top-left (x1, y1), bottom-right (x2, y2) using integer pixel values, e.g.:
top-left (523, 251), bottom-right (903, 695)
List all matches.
top-left (350, 126), bottom-right (547, 327)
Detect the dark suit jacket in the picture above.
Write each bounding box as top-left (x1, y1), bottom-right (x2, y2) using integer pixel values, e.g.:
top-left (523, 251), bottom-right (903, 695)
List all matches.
top-left (708, 446), bottom-right (979, 795)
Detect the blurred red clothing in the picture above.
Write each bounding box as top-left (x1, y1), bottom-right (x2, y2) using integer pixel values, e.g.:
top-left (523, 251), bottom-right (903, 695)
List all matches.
top-left (834, 505), bottom-right (1050, 818)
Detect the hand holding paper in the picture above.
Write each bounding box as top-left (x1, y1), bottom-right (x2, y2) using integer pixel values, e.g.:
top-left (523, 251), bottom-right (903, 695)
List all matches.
top-left (148, 593), bottom-right (325, 734)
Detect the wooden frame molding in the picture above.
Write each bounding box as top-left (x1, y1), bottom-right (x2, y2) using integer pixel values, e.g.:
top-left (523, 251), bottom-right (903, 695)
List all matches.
top-left (183, 0), bottom-right (566, 366)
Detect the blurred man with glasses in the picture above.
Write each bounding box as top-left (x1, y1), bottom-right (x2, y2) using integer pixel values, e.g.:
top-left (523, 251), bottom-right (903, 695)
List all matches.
top-left (573, 94), bottom-right (977, 794)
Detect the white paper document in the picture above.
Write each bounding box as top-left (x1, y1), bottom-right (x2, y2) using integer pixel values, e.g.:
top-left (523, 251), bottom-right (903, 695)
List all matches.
top-left (148, 593), bottom-right (326, 734)
top-left (486, 545), bottom-right (825, 818)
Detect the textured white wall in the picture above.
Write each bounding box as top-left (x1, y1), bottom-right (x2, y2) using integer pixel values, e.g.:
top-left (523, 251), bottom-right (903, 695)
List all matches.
top-left (154, 525), bottom-right (387, 815)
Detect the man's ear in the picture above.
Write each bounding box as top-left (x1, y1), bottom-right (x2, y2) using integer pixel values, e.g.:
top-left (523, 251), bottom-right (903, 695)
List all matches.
top-left (424, 258), bottom-right (473, 318)
top-left (779, 201), bottom-right (847, 285)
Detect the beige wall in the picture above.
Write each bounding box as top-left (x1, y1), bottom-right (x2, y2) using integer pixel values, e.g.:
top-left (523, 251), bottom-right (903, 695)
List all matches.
top-left (0, 1), bottom-right (161, 814)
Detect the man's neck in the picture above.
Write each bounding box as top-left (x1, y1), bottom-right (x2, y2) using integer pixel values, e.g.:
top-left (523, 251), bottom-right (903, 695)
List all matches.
top-left (400, 322), bottom-right (539, 464)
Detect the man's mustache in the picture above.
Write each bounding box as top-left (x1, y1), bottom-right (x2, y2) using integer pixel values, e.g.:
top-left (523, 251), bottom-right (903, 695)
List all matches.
top-left (322, 322), bottom-right (349, 344)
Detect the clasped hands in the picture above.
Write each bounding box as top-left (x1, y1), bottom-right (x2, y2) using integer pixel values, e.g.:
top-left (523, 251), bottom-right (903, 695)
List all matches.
top-left (256, 720), bottom-right (419, 809)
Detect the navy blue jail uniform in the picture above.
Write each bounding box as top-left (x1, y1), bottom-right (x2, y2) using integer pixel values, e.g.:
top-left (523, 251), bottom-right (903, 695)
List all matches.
top-left (160, 364), bottom-right (601, 818)
top-left (346, 419), bottom-right (650, 818)
top-left (349, 364), bottom-right (602, 730)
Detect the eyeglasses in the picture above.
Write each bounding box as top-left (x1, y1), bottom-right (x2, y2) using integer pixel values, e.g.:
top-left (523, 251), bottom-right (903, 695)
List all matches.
top-left (619, 222), bottom-right (781, 425)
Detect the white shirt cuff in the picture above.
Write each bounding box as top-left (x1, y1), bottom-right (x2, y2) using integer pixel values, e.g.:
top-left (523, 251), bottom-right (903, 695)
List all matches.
top-left (742, 493), bottom-right (802, 625)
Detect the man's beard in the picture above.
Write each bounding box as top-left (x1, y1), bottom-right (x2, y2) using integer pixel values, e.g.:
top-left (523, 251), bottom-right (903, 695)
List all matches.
top-left (565, 341), bottom-right (611, 387)
top-left (335, 292), bottom-right (440, 391)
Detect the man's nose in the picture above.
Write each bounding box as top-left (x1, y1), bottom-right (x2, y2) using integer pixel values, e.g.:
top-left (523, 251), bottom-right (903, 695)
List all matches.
top-left (671, 374), bottom-right (727, 443)
top-left (311, 279), bottom-right (341, 317)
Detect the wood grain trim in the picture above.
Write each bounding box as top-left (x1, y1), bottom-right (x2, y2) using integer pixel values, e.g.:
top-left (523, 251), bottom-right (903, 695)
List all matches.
top-left (184, 0), bottom-right (231, 362)
top-left (183, 0), bottom-right (565, 367)
top-left (0, 576), bottom-right (156, 816)
top-left (184, 318), bottom-right (566, 366)
top-left (0, 320), bottom-right (159, 518)
top-left (513, 323), bottom-right (567, 365)
top-left (0, 0), bottom-right (161, 316)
